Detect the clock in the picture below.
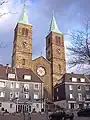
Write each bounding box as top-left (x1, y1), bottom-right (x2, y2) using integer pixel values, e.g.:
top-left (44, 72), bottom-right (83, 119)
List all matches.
top-left (57, 49), bottom-right (60, 54)
top-left (36, 67), bottom-right (46, 77)
top-left (23, 42), bottom-right (27, 48)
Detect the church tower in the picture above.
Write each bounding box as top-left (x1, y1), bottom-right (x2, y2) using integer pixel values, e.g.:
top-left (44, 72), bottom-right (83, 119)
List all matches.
top-left (46, 14), bottom-right (66, 86)
top-left (12, 5), bottom-right (32, 69)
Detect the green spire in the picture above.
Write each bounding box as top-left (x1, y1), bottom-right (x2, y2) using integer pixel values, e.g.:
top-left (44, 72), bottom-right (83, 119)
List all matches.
top-left (49, 13), bottom-right (62, 34)
top-left (18, 4), bottom-right (29, 24)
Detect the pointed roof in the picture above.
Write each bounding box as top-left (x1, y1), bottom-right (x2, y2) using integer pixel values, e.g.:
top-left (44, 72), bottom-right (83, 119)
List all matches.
top-left (18, 4), bottom-right (29, 25)
top-left (49, 13), bottom-right (62, 34)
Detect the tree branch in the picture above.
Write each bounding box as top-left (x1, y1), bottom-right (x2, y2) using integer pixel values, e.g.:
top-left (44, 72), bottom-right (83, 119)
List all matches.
top-left (67, 18), bottom-right (90, 70)
top-left (0, 0), bottom-right (10, 6)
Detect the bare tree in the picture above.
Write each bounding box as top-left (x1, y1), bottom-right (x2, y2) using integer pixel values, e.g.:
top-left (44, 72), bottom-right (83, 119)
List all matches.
top-left (0, 0), bottom-right (10, 17)
top-left (67, 18), bottom-right (90, 71)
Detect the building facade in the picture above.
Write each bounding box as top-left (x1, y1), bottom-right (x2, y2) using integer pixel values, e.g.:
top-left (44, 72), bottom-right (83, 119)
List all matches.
top-left (0, 65), bottom-right (43, 113)
top-left (11, 5), bottom-right (66, 100)
top-left (54, 73), bottom-right (90, 110)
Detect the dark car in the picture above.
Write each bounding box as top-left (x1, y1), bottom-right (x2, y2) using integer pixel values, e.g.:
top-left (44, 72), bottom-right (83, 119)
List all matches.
top-left (77, 108), bottom-right (90, 117)
top-left (49, 111), bottom-right (74, 120)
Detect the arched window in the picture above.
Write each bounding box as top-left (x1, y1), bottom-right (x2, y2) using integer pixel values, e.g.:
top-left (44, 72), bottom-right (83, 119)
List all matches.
top-left (22, 59), bottom-right (25, 65)
top-left (48, 51), bottom-right (50, 57)
top-left (56, 36), bottom-right (61, 45)
top-left (58, 64), bottom-right (61, 72)
top-left (25, 29), bottom-right (28, 36)
top-left (22, 28), bottom-right (25, 35)
top-left (48, 38), bottom-right (50, 45)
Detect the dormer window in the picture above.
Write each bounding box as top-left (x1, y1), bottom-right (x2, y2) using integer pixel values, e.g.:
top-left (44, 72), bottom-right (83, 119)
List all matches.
top-left (81, 78), bottom-right (85, 82)
top-left (8, 74), bottom-right (15, 79)
top-left (72, 77), bottom-right (77, 82)
top-left (24, 75), bottom-right (31, 80)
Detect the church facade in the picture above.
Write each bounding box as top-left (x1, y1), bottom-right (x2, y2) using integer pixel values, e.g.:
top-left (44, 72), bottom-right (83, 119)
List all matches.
top-left (12, 5), bottom-right (66, 100)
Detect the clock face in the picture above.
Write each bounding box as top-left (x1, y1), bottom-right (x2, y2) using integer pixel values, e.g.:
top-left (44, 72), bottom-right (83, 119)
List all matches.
top-left (36, 67), bottom-right (46, 77)
top-left (57, 49), bottom-right (61, 54)
top-left (23, 42), bottom-right (27, 48)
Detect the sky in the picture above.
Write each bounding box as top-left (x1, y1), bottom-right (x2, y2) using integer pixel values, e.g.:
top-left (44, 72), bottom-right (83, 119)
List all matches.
top-left (0, 0), bottom-right (90, 73)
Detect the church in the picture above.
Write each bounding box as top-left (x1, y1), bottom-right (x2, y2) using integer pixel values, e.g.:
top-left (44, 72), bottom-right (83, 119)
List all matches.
top-left (11, 5), bottom-right (66, 101)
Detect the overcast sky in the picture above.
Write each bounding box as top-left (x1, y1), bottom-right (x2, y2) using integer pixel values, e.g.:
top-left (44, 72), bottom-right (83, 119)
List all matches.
top-left (0, 0), bottom-right (90, 73)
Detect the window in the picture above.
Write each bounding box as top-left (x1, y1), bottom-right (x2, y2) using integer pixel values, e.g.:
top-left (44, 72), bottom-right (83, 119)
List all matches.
top-left (25, 29), bottom-right (28, 36)
top-left (70, 94), bottom-right (74, 99)
top-left (86, 94), bottom-right (90, 99)
top-left (69, 103), bottom-right (74, 109)
top-left (10, 104), bottom-right (13, 108)
top-left (81, 78), bottom-right (85, 82)
top-left (10, 92), bottom-right (14, 99)
top-left (34, 84), bottom-right (39, 90)
top-left (77, 85), bottom-right (81, 90)
top-left (36, 104), bottom-right (39, 108)
top-left (22, 59), bottom-right (25, 65)
top-left (48, 38), bottom-right (50, 45)
top-left (0, 81), bottom-right (5, 87)
top-left (62, 35), bottom-right (64, 46)
top-left (69, 85), bottom-right (73, 90)
top-left (78, 93), bottom-right (82, 101)
top-left (24, 84), bottom-right (29, 90)
top-left (85, 86), bottom-right (89, 91)
top-left (15, 92), bottom-right (19, 98)
top-left (24, 75), bottom-right (31, 80)
top-left (34, 93), bottom-right (39, 99)
top-left (0, 103), bottom-right (2, 107)
top-left (58, 64), bottom-right (61, 71)
top-left (22, 28), bottom-right (28, 36)
top-left (68, 104), bottom-right (71, 109)
top-left (8, 74), bottom-right (15, 79)
top-left (72, 78), bottom-right (77, 82)
top-left (56, 88), bottom-right (58, 92)
top-left (0, 92), bottom-right (4, 97)
top-left (57, 96), bottom-right (59, 100)
top-left (25, 93), bottom-right (29, 99)
top-left (48, 51), bottom-right (50, 57)
top-left (56, 36), bottom-right (61, 45)
top-left (16, 82), bottom-right (19, 88)
top-left (22, 28), bottom-right (25, 35)
top-left (10, 82), bottom-right (14, 88)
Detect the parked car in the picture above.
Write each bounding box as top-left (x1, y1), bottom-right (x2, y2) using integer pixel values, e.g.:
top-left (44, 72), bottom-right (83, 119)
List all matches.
top-left (49, 110), bottom-right (74, 120)
top-left (77, 108), bottom-right (90, 117)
